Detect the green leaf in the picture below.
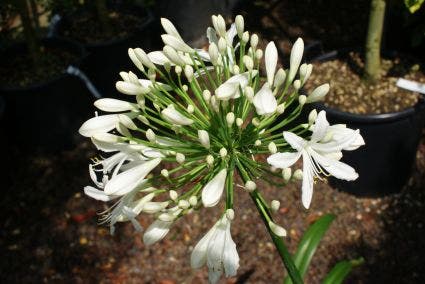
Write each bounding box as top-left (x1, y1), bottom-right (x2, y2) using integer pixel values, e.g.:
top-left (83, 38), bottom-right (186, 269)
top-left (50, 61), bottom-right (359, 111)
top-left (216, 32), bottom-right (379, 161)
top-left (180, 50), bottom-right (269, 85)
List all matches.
top-left (405, 0), bottom-right (425, 13)
top-left (322, 258), bottom-right (364, 284)
top-left (283, 214), bottom-right (335, 284)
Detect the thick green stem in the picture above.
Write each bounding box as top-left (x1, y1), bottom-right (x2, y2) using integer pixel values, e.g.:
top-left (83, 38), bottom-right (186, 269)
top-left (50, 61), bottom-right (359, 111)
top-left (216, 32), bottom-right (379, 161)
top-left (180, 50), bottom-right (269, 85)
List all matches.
top-left (364, 0), bottom-right (386, 81)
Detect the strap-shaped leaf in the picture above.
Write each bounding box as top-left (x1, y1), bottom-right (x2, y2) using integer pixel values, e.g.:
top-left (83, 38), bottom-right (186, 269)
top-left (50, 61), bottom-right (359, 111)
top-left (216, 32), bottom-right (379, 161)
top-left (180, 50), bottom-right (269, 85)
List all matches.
top-left (322, 258), bottom-right (364, 284)
top-left (284, 214), bottom-right (335, 284)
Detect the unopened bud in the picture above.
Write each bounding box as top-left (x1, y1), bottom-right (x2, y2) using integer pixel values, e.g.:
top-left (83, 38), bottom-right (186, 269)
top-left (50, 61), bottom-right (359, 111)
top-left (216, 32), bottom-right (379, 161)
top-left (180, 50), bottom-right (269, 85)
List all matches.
top-left (182, 84), bottom-right (188, 92)
top-left (244, 180), bottom-right (257, 192)
top-left (252, 117), bottom-right (260, 127)
top-left (293, 169), bottom-right (303, 180)
top-left (250, 34), bottom-right (258, 49)
top-left (245, 86), bottom-right (254, 102)
top-left (276, 103), bottom-right (285, 114)
top-left (293, 79), bottom-right (301, 90)
top-left (235, 15), bottom-right (244, 38)
top-left (226, 208), bottom-right (235, 220)
top-left (274, 68), bottom-right (286, 88)
top-left (232, 65), bottom-right (240, 74)
top-left (226, 112), bottom-right (235, 125)
top-left (255, 49), bottom-right (263, 60)
top-left (271, 200), bottom-right (280, 212)
top-left (178, 199), bottom-right (190, 209)
top-left (184, 65), bottom-right (194, 81)
top-left (206, 154), bottom-right (214, 165)
top-left (209, 42), bottom-right (219, 65)
top-left (242, 31), bottom-right (250, 44)
top-left (298, 95), bottom-right (307, 105)
top-left (175, 65), bottom-right (182, 75)
top-left (269, 221), bottom-right (287, 237)
top-left (176, 153), bottom-right (185, 164)
top-left (243, 55), bottom-right (254, 70)
top-left (236, 118), bottom-right (243, 127)
top-left (187, 104), bottom-right (194, 114)
top-left (198, 130), bottom-right (210, 149)
top-left (169, 189), bottom-right (177, 200)
top-left (203, 90), bottom-right (211, 101)
top-left (308, 109), bottom-right (318, 124)
top-left (161, 169), bottom-right (169, 178)
top-left (282, 167), bottom-right (292, 181)
top-left (255, 140), bottom-right (262, 146)
top-left (146, 129), bottom-right (156, 142)
top-left (218, 37), bottom-right (227, 54)
top-left (219, 147), bottom-right (228, 158)
top-left (189, 195), bottom-right (198, 206)
top-left (268, 142), bottom-right (277, 154)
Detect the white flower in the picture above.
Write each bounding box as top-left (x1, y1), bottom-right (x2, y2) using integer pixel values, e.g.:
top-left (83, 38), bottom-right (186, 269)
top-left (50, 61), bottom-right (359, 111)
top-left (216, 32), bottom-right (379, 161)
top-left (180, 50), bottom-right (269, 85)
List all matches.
top-left (202, 168), bottom-right (227, 207)
top-left (267, 111), bottom-right (362, 209)
top-left (253, 83), bottom-right (277, 115)
top-left (191, 212), bottom-right (239, 284)
top-left (161, 105), bottom-right (194, 125)
top-left (215, 71), bottom-right (258, 100)
top-left (265, 41), bottom-right (278, 86)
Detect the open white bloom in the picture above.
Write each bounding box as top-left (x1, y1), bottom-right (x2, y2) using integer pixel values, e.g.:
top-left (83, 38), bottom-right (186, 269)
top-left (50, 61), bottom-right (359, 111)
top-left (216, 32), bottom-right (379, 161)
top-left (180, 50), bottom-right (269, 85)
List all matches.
top-left (267, 111), bottom-right (363, 209)
top-left (191, 211), bottom-right (239, 284)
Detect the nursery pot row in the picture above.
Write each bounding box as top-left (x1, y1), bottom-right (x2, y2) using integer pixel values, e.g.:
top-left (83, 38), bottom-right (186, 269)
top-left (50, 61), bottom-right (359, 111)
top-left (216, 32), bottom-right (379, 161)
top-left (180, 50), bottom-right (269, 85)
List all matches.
top-left (309, 50), bottom-right (425, 196)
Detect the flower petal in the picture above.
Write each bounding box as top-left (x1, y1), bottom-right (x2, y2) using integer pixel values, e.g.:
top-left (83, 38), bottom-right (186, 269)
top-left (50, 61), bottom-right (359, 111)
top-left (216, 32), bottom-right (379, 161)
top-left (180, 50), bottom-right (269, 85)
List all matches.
top-left (311, 151), bottom-right (358, 181)
top-left (160, 18), bottom-right (183, 40)
top-left (301, 152), bottom-right (314, 209)
top-left (253, 83), bottom-right (277, 115)
top-left (267, 151), bottom-right (301, 168)
top-left (202, 168), bottom-right (227, 207)
top-left (223, 221), bottom-right (239, 277)
top-left (215, 71), bottom-right (258, 100)
top-left (143, 220), bottom-right (173, 245)
top-left (104, 158), bottom-right (161, 196)
top-left (94, 98), bottom-right (137, 112)
top-left (283, 131), bottom-right (307, 152)
top-left (311, 111), bottom-right (329, 142)
top-left (191, 223), bottom-right (218, 269)
top-left (161, 105), bottom-right (193, 125)
top-left (84, 186), bottom-right (114, 201)
top-left (265, 41), bottom-right (278, 86)
top-left (148, 51), bottom-right (172, 65)
top-left (79, 114), bottom-right (119, 137)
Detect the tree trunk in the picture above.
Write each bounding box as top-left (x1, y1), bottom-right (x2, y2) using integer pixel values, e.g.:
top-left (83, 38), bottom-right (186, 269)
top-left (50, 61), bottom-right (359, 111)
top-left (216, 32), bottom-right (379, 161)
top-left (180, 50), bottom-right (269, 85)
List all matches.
top-left (16, 0), bottom-right (40, 68)
top-left (364, 0), bottom-right (386, 82)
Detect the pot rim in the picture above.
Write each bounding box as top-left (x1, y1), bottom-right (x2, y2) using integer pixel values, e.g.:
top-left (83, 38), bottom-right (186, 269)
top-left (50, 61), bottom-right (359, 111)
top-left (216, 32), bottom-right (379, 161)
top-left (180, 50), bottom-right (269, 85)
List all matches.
top-left (0, 37), bottom-right (87, 92)
top-left (309, 49), bottom-right (425, 124)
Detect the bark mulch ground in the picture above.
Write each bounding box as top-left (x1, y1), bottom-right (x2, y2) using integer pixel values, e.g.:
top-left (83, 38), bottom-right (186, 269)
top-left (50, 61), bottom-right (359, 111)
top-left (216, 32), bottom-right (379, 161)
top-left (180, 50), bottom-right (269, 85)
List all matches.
top-left (1, 131), bottom-right (424, 283)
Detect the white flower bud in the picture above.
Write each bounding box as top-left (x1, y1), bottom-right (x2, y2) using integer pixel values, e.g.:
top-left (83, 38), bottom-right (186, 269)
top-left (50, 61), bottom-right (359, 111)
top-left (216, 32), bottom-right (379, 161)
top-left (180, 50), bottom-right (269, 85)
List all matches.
top-left (250, 34), bottom-right (258, 49)
top-left (298, 95), bottom-right (307, 105)
top-left (232, 65), bottom-right (240, 74)
top-left (293, 79), bottom-right (301, 90)
top-left (208, 42), bottom-right (219, 65)
top-left (276, 103), bottom-right (285, 114)
top-left (216, 15), bottom-right (226, 37)
top-left (243, 55), bottom-right (254, 70)
top-left (202, 90), bottom-right (211, 102)
top-left (137, 115), bottom-right (149, 125)
top-left (128, 48), bottom-right (145, 72)
top-left (163, 45), bottom-right (185, 66)
top-left (236, 118), bottom-right (243, 127)
top-left (293, 169), bottom-right (303, 180)
top-left (244, 180), bottom-right (257, 192)
top-left (182, 85), bottom-right (188, 92)
top-left (189, 195), bottom-right (198, 206)
top-left (288, 38), bottom-right (304, 83)
top-left (255, 140), bottom-right (262, 146)
top-left (206, 154), bottom-right (214, 165)
top-left (161, 169), bottom-right (169, 178)
top-left (308, 109), bottom-right (318, 124)
top-left (226, 208), bottom-right (235, 220)
top-left (176, 153), bottom-right (185, 164)
top-left (187, 104), bottom-right (194, 114)
top-left (218, 37), bottom-right (227, 54)
top-left (198, 130), bottom-right (210, 149)
top-left (268, 142), bottom-right (277, 154)
top-left (307, 83), bottom-right (330, 103)
top-left (244, 86), bottom-right (254, 102)
top-left (184, 65), bottom-right (194, 81)
top-left (175, 65), bottom-right (182, 75)
top-left (235, 15), bottom-right (244, 38)
top-left (226, 112), bottom-right (235, 125)
top-left (146, 129), bottom-right (156, 142)
top-left (274, 68), bottom-right (286, 88)
top-left (268, 221), bottom-right (287, 237)
top-left (282, 167), bottom-right (292, 181)
top-left (219, 148), bottom-right (228, 158)
top-left (164, 62), bottom-right (171, 73)
top-left (178, 199), bottom-right (190, 209)
top-left (271, 200), bottom-right (280, 212)
top-left (251, 118), bottom-right (260, 127)
top-left (169, 189), bottom-right (178, 200)
top-left (255, 49), bottom-right (263, 60)
top-left (134, 48), bottom-right (155, 69)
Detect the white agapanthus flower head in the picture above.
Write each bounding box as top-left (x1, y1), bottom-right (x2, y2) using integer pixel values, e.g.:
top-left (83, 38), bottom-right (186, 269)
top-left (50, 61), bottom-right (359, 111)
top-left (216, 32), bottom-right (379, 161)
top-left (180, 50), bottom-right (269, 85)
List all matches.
top-left (78, 14), bottom-right (364, 283)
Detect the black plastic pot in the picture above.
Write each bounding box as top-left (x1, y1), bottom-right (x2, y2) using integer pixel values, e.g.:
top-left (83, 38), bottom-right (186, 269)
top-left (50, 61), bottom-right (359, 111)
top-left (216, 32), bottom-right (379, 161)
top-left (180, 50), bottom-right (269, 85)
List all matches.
top-left (309, 50), bottom-right (425, 196)
top-left (0, 38), bottom-right (93, 151)
top-left (52, 6), bottom-right (154, 98)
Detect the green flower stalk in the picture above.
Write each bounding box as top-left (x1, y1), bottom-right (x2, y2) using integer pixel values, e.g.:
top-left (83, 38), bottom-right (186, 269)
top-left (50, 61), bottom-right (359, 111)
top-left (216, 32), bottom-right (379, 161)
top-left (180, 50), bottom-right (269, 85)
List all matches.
top-left (79, 14), bottom-right (364, 284)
